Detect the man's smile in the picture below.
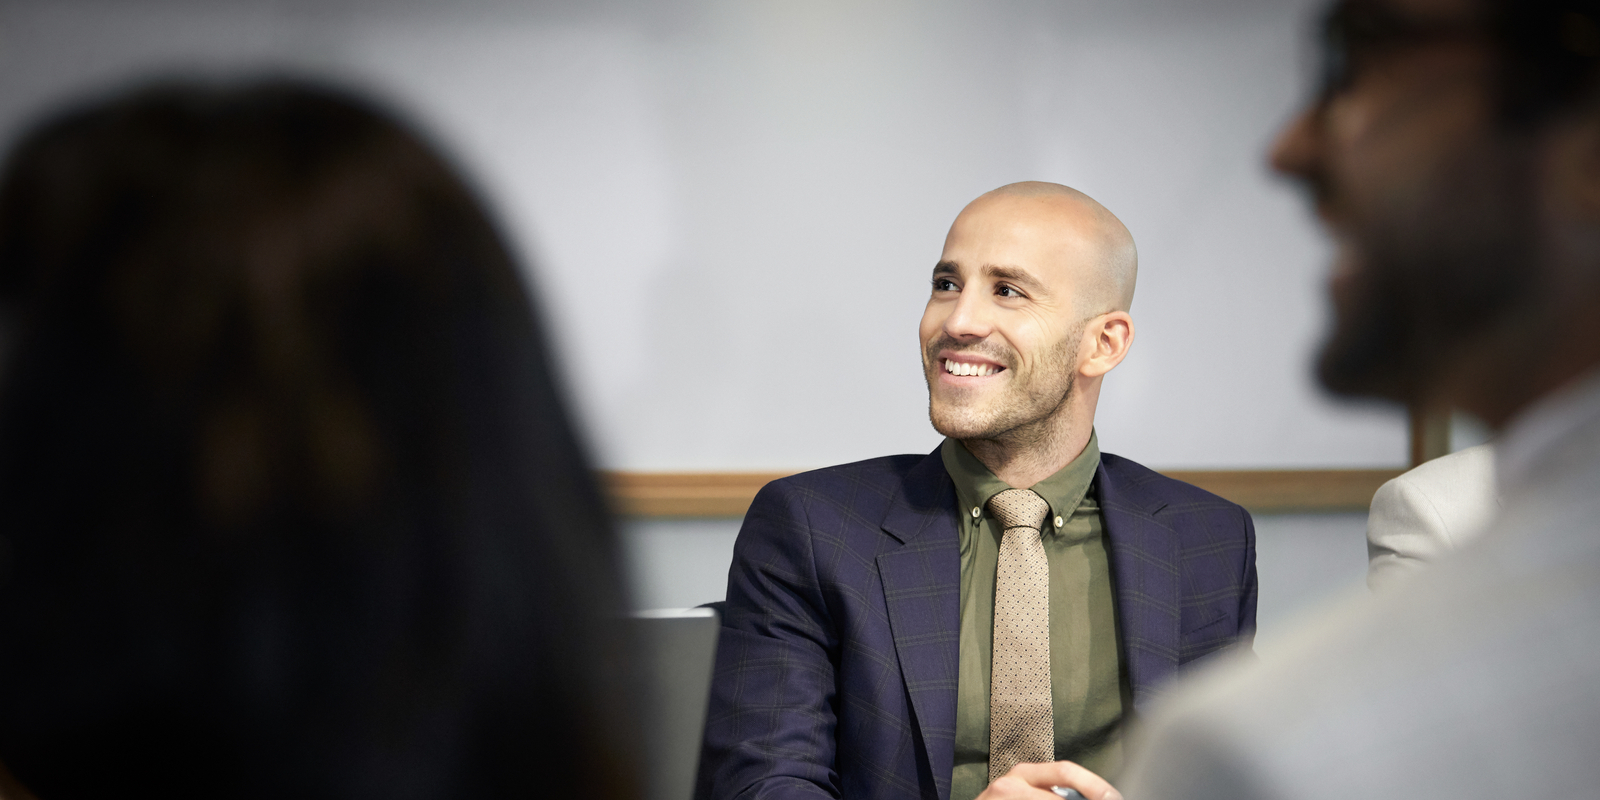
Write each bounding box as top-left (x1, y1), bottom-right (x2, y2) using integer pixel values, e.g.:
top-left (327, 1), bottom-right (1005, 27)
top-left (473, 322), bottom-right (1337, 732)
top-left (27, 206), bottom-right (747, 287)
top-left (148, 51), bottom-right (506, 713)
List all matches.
top-left (939, 353), bottom-right (1007, 380)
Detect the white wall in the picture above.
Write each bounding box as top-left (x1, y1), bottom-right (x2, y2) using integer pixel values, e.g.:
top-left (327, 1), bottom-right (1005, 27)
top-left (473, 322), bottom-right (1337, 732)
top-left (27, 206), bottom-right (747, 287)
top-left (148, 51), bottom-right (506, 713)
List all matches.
top-left (0, 0), bottom-right (1395, 648)
top-left (0, 0), bottom-right (1406, 474)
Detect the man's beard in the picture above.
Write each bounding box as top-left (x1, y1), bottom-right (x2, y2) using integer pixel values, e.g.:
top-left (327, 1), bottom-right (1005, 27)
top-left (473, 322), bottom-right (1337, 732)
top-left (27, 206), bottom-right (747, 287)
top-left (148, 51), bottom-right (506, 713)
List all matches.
top-left (1315, 140), bottom-right (1546, 405)
top-left (924, 326), bottom-right (1081, 444)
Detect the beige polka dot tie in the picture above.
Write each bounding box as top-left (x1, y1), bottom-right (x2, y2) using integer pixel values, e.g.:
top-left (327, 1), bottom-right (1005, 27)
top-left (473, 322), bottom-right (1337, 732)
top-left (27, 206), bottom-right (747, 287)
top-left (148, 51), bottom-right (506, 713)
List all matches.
top-left (986, 488), bottom-right (1054, 783)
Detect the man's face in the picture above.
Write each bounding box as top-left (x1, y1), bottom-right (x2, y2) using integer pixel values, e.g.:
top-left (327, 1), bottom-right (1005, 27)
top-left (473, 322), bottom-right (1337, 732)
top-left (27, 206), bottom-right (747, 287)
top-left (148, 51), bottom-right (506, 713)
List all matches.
top-left (1274, 0), bottom-right (1545, 403)
top-left (919, 196), bottom-right (1093, 442)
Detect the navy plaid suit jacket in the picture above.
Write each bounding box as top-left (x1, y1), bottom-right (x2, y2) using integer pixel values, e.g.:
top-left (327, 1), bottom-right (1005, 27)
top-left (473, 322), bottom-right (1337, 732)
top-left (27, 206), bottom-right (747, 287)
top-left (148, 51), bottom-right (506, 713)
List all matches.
top-left (697, 448), bottom-right (1257, 800)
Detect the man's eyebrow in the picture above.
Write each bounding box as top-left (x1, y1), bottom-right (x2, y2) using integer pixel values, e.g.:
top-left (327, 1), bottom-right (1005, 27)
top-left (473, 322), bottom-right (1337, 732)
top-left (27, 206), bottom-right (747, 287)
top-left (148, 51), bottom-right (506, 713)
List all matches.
top-left (984, 265), bottom-right (1045, 293)
top-left (930, 262), bottom-right (1047, 294)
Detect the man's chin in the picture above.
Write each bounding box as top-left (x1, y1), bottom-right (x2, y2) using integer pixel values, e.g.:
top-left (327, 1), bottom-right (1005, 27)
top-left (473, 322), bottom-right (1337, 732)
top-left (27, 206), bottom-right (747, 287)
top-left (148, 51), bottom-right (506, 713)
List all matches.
top-left (1314, 253), bottom-right (1430, 403)
top-left (1314, 320), bottom-right (1426, 403)
top-left (928, 403), bottom-right (1001, 441)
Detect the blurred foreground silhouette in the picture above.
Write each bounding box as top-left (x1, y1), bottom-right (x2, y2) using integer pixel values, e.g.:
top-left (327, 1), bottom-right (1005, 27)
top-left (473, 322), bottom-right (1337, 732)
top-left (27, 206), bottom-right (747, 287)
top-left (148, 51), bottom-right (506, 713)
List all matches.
top-left (1122, 1), bottom-right (1600, 798)
top-left (0, 79), bottom-right (638, 800)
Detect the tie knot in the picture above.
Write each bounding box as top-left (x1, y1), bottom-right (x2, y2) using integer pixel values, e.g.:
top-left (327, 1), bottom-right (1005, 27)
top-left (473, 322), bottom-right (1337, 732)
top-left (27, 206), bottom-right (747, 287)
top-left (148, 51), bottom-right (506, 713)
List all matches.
top-left (986, 488), bottom-right (1050, 531)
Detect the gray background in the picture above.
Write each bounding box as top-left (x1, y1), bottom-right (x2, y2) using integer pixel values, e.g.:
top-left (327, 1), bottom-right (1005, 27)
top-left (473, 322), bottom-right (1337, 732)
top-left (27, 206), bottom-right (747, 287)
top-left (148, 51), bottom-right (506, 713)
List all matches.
top-left (0, 0), bottom-right (1415, 651)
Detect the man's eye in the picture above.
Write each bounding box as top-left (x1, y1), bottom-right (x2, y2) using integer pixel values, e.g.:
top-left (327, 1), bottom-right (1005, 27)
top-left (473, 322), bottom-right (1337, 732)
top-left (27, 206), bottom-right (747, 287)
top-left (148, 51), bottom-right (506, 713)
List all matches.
top-left (996, 284), bottom-right (1023, 298)
top-left (933, 278), bottom-right (958, 292)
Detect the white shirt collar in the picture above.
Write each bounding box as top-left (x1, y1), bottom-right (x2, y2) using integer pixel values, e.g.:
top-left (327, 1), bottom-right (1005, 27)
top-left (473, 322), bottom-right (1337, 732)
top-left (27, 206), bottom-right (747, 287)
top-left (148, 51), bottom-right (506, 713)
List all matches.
top-left (1494, 367), bottom-right (1600, 497)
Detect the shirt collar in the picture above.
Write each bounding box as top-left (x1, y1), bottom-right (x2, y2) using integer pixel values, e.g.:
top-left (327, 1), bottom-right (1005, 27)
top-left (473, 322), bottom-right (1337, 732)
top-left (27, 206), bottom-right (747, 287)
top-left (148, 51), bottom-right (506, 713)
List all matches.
top-left (940, 430), bottom-right (1101, 529)
top-left (1495, 366), bottom-right (1600, 497)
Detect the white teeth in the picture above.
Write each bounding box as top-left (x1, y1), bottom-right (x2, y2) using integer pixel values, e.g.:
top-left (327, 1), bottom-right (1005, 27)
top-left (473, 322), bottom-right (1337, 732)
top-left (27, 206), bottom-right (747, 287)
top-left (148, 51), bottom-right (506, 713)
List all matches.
top-left (944, 359), bottom-right (997, 377)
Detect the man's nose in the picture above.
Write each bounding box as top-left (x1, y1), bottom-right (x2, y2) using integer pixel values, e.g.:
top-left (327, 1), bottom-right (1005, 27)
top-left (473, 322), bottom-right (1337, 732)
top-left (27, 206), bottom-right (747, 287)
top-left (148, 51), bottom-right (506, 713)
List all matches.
top-left (942, 287), bottom-right (993, 340)
top-left (1270, 104), bottom-right (1322, 179)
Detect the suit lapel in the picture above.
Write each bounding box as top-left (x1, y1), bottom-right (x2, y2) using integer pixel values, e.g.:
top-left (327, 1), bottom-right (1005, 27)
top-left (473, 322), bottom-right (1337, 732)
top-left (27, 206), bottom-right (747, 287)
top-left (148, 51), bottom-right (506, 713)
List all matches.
top-left (877, 449), bottom-right (961, 800)
top-left (1095, 459), bottom-right (1182, 711)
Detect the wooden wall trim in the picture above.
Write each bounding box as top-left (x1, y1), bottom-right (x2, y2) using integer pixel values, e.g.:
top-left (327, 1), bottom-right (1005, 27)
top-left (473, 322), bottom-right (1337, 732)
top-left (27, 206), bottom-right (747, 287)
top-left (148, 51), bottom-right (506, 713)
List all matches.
top-left (1408, 402), bottom-right (1453, 468)
top-left (1159, 469), bottom-right (1401, 514)
top-left (603, 468), bottom-right (1404, 518)
top-left (603, 472), bottom-right (793, 518)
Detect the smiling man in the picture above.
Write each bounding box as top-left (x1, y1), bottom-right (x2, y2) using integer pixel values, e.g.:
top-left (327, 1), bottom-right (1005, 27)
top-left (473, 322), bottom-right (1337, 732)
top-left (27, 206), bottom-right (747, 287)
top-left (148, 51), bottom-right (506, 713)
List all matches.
top-left (696, 182), bottom-right (1258, 800)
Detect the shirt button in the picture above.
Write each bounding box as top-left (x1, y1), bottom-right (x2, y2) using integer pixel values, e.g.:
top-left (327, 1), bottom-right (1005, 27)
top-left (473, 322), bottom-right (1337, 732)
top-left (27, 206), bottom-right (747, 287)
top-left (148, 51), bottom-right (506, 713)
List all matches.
top-left (1054, 515), bottom-right (1064, 528)
top-left (971, 507), bottom-right (981, 519)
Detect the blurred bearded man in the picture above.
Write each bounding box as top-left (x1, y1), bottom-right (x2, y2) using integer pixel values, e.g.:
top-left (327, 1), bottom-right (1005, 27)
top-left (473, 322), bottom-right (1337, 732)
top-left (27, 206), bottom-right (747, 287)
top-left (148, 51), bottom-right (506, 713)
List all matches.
top-left (696, 182), bottom-right (1258, 800)
top-left (1122, 1), bottom-right (1600, 799)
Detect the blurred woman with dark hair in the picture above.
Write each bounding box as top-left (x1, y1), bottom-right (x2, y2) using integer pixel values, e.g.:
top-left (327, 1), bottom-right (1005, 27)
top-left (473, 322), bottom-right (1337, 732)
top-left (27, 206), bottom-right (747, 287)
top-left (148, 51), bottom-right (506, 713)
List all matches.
top-left (0, 79), bottom-right (637, 799)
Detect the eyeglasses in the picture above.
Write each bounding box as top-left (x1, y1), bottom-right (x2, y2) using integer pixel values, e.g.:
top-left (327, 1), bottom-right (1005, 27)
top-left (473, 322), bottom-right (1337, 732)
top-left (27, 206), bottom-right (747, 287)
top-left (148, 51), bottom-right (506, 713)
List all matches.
top-left (1317, 0), bottom-right (1487, 98)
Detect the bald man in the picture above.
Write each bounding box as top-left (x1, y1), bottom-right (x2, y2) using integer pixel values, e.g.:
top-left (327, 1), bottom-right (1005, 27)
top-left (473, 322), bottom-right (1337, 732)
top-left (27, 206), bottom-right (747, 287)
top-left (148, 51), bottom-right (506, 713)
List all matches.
top-left (696, 183), bottom-right (1257, 800)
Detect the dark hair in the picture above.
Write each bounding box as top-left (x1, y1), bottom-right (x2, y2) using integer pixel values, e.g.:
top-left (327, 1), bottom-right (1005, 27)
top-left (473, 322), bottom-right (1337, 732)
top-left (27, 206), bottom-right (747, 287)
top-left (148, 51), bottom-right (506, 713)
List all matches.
top-left (1318, 0), bottom-right (1600, 125)
top-left (1488, 0), bottom-right (1600, 122)
top-left (0, 79), bottom-right (637, 799)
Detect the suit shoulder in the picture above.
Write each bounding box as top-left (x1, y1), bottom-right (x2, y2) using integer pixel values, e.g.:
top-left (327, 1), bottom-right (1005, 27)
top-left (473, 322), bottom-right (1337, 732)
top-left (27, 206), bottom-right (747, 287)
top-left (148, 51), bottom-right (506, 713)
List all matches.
top-left (746, 453), bottom-right (936, 520)
top-left (1099, 451), bottom-right (1248, 515)
top-left (768, 454), bottom-right (928, 493)
top-left (1385, 443), bottom-right (1495, 499)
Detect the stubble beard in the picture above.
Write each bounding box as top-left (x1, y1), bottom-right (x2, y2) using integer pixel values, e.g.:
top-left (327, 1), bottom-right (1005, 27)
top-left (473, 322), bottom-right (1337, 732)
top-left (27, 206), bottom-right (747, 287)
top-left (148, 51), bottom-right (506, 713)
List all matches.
top-left (924, 325), bottom-right (1082, 447)
top-left (1315, 136), bottom-right (1546, 405)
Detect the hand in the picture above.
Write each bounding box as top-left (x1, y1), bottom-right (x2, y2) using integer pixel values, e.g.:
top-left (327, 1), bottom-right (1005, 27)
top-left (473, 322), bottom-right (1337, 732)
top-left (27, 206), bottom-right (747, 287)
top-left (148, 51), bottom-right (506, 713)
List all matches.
top-left (974, 760), bottom-right (1122, 800)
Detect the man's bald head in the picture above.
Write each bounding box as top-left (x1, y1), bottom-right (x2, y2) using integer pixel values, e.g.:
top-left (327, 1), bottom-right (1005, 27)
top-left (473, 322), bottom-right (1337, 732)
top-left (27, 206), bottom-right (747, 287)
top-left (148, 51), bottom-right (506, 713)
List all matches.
top-left (922, 181), bottom-right (1139, 474)
top-left (956, 181), bottom-right (1138, 316)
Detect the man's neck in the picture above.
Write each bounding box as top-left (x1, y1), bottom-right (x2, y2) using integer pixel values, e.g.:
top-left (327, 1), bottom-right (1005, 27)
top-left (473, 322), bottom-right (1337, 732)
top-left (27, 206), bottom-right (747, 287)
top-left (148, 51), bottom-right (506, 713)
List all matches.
top-left (959, 420), bottom-right (1092, 488)
top-left (1453, 306), bottom-right (1600, 428)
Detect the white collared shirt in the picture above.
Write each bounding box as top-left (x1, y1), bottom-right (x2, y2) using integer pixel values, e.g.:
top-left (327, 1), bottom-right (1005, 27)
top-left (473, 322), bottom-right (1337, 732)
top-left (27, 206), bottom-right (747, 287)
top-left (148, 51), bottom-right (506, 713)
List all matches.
top-left (1496, 367), bottom-right (1600, 497)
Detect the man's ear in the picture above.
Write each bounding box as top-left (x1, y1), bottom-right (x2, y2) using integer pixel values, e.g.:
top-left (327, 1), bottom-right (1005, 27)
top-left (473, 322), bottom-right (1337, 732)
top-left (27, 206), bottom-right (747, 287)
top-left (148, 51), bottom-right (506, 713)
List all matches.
top-left (1079, 311), bottom-right (1134, 379)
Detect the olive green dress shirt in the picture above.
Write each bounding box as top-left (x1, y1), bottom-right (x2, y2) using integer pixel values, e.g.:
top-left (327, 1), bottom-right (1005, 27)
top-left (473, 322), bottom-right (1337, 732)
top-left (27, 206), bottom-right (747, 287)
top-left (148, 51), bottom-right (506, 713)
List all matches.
top-left (943, 433), bottom-right (1128, 800)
